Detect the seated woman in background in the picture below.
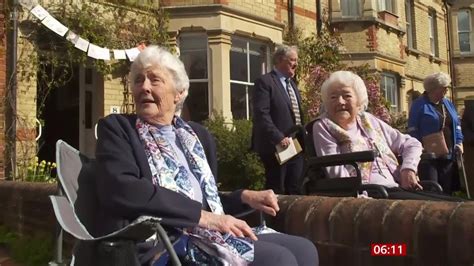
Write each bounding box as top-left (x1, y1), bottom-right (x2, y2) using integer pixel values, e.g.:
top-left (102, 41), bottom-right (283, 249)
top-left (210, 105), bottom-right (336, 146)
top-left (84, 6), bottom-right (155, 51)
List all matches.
top-left (94, 45), bottom-right (318, 265)
top-left (312, 71), bottom-right (459, 201)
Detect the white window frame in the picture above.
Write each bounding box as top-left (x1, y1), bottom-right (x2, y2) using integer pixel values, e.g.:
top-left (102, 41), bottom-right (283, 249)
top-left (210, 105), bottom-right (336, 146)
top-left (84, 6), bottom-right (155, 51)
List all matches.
top-left (429, 10), bottom-right (438, 56)
top-left (230, 38), bottom-right (270, 120)
top-left (340, 0), bottom-right (360, 17)
top-left (378, 0), bottom-right (395, 14)
top-left (405, 0), bottom-right (415, 49)
top-left (458, 9), bottom-right (473, 53)
top-left (380, 73), bottom-right (399, 112)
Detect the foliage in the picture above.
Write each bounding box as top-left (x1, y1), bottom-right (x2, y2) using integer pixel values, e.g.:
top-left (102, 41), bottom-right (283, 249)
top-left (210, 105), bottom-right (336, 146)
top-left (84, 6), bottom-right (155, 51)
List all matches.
top-left (0, 225), bottom-right (53, 266)
top-left (284, 23), bottom-right (406, 129)
top-left (5, 1), bottom-right (171, 180)
top-left (17, 1), bottom-right (170, 116)
top-left (23, 157), bottom-right (57, 183)
top-left (205, 115), bottom-right (265, 191)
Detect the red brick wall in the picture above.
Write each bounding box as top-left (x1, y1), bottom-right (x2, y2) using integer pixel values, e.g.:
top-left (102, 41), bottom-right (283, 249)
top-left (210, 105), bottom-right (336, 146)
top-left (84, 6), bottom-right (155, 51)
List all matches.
top-left (271, 195), bottom-right (474, 266)
top-left (1, 182), bottom-right (473, 265)
top-left (0, 0), bottom-right (6, 179)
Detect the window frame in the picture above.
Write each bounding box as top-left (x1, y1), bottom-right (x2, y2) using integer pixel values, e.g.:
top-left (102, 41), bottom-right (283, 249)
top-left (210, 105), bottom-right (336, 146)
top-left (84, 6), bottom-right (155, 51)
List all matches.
top-left (458, 9), bottom-right (473, 53)
top-left (378, 0), bottom-right (396, 14)
top-left (380, 73), bottom-right (399, 112)
top-left (178, 32), bottom-right (210, 122)
top-left (340, 0), bottom-right (361, 18)
top-left (405, 0), bottom-right (416, 49)
top-left (428, 10), bottom-right (439, 57)
top-left (229, 37), bottom-right (270, 120)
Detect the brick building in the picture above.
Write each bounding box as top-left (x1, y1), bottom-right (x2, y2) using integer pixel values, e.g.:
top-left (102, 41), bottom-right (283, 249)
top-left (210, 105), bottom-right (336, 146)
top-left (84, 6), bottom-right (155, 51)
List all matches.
top-left (1, 0), bottom-right (473, 178)
top-left (448, 0), bottom-right (474, 109)
top-left (332, 0), bottom-right (450, 112)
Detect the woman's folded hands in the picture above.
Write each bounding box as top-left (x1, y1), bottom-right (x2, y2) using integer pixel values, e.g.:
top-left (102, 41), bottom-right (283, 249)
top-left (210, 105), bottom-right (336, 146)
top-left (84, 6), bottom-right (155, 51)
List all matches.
top-left (199, 210), bottom-right (258, 240)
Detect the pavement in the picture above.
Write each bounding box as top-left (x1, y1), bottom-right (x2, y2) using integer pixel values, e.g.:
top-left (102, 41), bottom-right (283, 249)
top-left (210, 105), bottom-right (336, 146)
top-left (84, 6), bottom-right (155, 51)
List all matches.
top-left (0, 247), bottom-right (19, 266)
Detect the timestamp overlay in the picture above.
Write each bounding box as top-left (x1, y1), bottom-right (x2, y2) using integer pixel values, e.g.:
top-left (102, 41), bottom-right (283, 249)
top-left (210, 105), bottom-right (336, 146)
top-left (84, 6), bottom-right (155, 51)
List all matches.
top-left (371, 243), bottom-right (407, 256)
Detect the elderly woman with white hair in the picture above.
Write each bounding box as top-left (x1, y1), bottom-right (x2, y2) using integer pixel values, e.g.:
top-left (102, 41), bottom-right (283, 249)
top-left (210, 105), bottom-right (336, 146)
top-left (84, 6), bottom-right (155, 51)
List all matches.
top-left (408, 72), bottom-right (463, 195)
top-left (90, 45), bottom-right (318, 266)
top-left (312, 71), bottom-right (457, 200)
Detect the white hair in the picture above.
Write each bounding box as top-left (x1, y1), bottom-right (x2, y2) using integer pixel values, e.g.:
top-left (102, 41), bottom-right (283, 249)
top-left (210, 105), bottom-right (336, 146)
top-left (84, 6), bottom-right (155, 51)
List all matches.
top-left (320, 71), bottom-right (368, 112)
top-left (130, 45), bottom-right (190, 111)
top-left (423, 72), bottom-right (451, 93)
top-left (273, 45), bottom-right (298, 65)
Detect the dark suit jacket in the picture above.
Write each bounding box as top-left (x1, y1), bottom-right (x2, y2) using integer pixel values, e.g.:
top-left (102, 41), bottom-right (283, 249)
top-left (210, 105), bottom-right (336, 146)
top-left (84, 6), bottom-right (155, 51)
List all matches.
top-left (252, 70), bottom-right (304, 155)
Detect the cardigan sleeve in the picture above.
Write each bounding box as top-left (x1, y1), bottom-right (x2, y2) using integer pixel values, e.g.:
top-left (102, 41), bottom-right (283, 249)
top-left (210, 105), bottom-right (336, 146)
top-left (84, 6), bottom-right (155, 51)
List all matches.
top-left (95, 115), bottom-right (202, 228)
top-left (371, 114), bottom-right (422, 173)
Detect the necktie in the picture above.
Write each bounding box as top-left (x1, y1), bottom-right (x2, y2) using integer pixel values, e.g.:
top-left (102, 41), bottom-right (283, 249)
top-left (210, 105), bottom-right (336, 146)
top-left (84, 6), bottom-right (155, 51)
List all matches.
top-left (285, 78), bottom-right (301, 126)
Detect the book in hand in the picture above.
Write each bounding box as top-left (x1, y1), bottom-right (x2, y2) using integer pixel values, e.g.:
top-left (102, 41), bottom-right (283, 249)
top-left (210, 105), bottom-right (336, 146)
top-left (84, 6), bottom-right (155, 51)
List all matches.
top-left (275, 138), bottom-right (302, 165)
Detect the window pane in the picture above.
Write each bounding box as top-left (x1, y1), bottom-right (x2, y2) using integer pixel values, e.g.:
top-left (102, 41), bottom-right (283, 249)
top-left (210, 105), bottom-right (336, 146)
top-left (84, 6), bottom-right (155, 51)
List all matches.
top-left (231, 83), bottom-right (248, 120)
top-left (341, 0), bottom-right (359, 17)
top-left (185, 82), bottom-right (209, 123)
top-left (249, 42), bottom-right (267, 82)
top-left (378, 0), bottom-right (386, 11)
top-left (381, 75), bottom-right (398, 111)
top-left (459, 32), bottom-right (471, 52)
top-left (458, 10), bottom-right (471, 32)
top-left (231, 39), bottom-right (248, 82)
top-left (179, 34), bottom-right (208, 80)
top-left (405, 0), bottom-right (414, 48)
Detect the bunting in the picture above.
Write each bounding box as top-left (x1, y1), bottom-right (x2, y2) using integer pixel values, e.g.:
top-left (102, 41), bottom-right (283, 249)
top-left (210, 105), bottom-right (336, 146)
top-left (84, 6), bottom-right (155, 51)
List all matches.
top-left (20, 0), bottom-right (146, 61)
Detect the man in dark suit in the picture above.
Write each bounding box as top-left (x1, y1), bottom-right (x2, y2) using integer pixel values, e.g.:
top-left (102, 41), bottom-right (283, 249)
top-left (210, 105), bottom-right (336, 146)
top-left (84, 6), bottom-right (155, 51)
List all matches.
top-left (252, 45), bottom-right (304, 195)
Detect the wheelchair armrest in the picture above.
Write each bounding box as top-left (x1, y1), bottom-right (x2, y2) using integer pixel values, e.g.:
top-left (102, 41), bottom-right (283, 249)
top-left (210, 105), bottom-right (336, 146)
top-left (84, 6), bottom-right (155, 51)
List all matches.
top-left (419, 180), bottom-right (443, 194)
top-left (358, 184), bottom-right (389, 198)
top-left (306, 150), bottom-right (377, 168)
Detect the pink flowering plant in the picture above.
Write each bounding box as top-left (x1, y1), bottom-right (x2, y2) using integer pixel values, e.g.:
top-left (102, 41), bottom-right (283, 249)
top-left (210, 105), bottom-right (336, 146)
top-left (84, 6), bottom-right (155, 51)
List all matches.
top-left (284, 22), bottom-right (395, 126)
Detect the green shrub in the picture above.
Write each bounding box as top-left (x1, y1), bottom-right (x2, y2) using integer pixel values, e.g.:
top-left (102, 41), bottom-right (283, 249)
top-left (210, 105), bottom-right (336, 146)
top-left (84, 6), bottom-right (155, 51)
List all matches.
top-left (0, 225), bottom-right (53, 266)
top-left (205, 115), bottom-right (265, 191)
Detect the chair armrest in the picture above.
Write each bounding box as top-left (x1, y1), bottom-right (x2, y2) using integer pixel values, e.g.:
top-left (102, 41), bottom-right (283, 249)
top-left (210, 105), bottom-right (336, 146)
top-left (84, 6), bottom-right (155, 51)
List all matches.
top-left (419, 180), bottom-right (443, 194)
top-left (306, 150), bottom-right (377, 168)
top-left (358, 184), bottom-right (389, 198)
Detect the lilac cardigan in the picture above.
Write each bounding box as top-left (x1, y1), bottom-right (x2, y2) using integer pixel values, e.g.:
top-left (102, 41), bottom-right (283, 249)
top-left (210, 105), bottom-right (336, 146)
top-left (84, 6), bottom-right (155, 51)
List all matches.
top-left (312, 112), bottom-right (423, 187)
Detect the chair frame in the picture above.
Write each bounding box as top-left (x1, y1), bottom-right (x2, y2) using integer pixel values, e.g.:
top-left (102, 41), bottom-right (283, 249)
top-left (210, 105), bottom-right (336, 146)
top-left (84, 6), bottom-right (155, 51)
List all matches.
top-left (50, 140), bottom-right (181, 266)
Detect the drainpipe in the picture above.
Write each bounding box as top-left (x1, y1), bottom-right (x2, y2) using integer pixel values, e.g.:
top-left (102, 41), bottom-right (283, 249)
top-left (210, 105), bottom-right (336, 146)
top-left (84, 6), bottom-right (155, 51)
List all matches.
top-left (316, 0), bottom-right (322, 35)
top-left (288, 0), bottom-right (294, 31)
top-left (444, 0), bottom-right (456, 103)
top-left (6, 0), bottom-right (18, 180)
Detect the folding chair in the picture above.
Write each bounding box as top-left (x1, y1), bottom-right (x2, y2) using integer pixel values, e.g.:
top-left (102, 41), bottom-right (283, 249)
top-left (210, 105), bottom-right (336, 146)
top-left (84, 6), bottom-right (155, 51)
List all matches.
top-left (49, 140), bottom-right (181, 266)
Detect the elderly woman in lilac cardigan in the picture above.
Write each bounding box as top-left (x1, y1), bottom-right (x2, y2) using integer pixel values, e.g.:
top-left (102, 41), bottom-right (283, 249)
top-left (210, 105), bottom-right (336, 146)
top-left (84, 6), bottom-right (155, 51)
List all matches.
top-left (311, 71), bottom-right (453, 200)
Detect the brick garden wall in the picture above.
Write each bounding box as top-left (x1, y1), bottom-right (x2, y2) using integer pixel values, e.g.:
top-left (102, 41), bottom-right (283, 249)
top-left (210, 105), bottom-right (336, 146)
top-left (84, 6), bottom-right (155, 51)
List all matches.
top-left (270, 195), bottom-right (474, 266)
top-left (1, 181), bottom-right (473, 265)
